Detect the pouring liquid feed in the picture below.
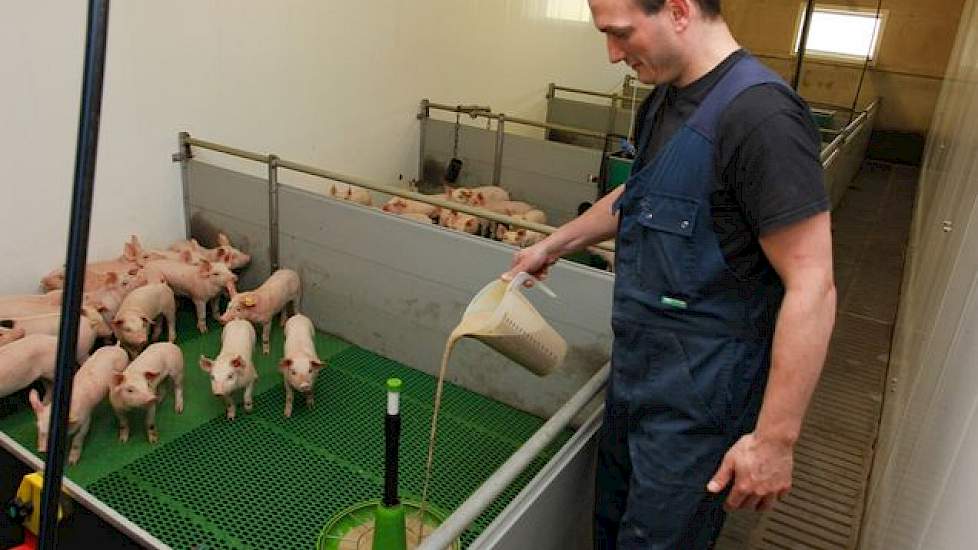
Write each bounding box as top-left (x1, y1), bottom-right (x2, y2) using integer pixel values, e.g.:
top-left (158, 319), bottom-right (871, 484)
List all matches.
top-left (417, 273), bottom-right (567, 543)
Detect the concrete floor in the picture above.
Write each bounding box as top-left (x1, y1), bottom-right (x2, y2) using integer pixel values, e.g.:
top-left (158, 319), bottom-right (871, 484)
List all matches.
top-left (716, 161), bottom-right (917, 549)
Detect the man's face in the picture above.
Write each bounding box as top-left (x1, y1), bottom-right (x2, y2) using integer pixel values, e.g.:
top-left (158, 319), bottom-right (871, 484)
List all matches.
top-left (589, 0), bottom-right (684, 85)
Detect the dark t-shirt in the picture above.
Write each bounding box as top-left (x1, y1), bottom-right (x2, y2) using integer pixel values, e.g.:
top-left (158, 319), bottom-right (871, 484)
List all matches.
top-left (632, 50), bottom-right (829, 279)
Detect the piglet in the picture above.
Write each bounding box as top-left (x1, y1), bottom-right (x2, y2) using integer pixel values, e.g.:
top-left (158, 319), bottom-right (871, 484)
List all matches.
top-left (0, 298), bottom-right (110, 338)
top-left (0, 314), bottom-right (97, 364)
top-left (0, 334), bottom-right (57, 399)
top-left (0, 327), bottom-right (25, 348)
top-left (482, 200), bottom-right (536, 216)
top-left (141, 258), bottom-right (238, 333)
top-left (199, 319), bottom-right (257, 420)
top-left (84, 269), bottom-right (150, 327)
top-left (444, 211), bottom-right (482, 235)
top-left (109, 342), bottom-right (184, 443)
top-left (445, 185), bottom-right (509, 205)
top-left (329, 183), bottom-right (373, 206)
top-left (168, 234), bottom-right (251, 270)
top-left (220, 268), bottom-right (300, 354)
top-left (39, 237), bottom-right (142, 291)
top-left (497, 227), bottom-right (546, 248)
top-left (381, 197), bottom-right (441, 219)
top-left (512, 209), bottom-right (548, 225)
top-left (279, 315), bottom-right (325, 417)
top-left (0, 291), bottom-right (63, 307)
top-left (112, 282), bottom-right (177, 356)
top-left (29, 345), bottom-right (129, 464)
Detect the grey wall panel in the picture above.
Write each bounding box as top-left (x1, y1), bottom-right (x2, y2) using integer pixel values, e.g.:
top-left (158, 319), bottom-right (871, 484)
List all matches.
top-left (186, 161), bottom-right (614, 419)
top-left (422, 119), bottom-right (603, 225)
top-left (545, 97), bottom-right (634, 146)
top-left (277, 185), bottom-right (612, 419)
top-left (474, 411), bottom-right (599, 550)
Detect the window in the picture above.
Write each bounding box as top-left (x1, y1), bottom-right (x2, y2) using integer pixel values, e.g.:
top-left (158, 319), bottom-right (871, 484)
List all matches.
top-left (522, 0), bottom-right (592, 23)
top-left (794, 5), bottom-right (886, 63)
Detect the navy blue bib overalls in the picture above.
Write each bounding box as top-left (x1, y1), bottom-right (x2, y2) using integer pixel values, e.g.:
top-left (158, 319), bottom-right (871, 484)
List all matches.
top-left (594, 55), bottom-right (793, 549)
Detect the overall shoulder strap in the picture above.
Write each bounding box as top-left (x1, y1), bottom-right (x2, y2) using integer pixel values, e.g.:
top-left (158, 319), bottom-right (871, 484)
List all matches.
top-left (687, 55), bottom-right (791, 143)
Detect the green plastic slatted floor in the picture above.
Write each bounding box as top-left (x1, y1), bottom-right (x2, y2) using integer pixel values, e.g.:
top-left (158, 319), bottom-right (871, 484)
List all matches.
top-left (0, 308), bottom-right (573, 549)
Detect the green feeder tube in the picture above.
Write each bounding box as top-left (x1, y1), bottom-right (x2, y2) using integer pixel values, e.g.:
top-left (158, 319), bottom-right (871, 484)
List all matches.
top-left (373, 378), bottom-right (406, 550)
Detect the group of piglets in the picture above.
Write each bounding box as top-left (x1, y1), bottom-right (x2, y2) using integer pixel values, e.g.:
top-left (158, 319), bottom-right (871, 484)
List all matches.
top-left (0, 233), bottom-right (253, 464)
top-left (329, 181), bottom-right (616, 269)
top-left (199, 268), bottom-right (324, 419)
top-left (380, 185), bottom-right (616, 270)
top-left (380, 185), bottom-right (550, 247)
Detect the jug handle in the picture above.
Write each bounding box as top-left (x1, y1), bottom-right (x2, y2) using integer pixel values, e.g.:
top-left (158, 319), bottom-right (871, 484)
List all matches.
top-left (507, 272), bottom-right (558, 299)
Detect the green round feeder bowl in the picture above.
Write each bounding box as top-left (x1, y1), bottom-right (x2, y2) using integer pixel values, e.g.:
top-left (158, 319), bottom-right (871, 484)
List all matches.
top-left (317, 499), bottom-right (458, 550)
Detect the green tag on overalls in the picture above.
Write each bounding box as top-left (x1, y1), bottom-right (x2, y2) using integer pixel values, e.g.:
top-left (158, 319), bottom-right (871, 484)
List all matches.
top-left (660, 296), bottom-right (688, 309)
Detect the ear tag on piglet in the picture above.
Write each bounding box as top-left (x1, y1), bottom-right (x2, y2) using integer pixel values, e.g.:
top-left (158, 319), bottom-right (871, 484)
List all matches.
top-left (242, 296), bottom-right (256, 308)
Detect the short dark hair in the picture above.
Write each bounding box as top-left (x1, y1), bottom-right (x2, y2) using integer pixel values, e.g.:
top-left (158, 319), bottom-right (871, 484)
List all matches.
top-left (635, 0), bottom-right (722, 18)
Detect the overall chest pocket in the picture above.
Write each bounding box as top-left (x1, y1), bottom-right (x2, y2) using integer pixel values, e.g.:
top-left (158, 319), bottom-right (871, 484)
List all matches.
top-left (635, 193), bottom-right (700, 296)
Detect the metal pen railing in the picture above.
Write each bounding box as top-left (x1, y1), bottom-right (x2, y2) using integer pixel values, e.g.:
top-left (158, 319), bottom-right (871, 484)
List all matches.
top-left (175, 134), bottom-right (617, 260)
top-left (820, 100), bottom-right (878, 165)
top-left (419, 100), bottom-right (628, 189)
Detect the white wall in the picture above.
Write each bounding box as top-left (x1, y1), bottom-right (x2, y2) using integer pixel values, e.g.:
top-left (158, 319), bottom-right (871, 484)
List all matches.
top-left (860, 0), bottom-right (978, 547)
top-left (0, 0), bottom-right (626, 294)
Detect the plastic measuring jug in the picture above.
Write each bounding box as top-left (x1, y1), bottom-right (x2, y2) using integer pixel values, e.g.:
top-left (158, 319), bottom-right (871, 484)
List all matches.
top-left (457, 272), bottom-right (567, 376)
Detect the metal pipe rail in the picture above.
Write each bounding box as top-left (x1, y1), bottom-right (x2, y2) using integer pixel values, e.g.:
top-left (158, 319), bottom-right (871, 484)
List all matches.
top-left (547, 83), bottom-right (628, 102)
top-left (181, 135), bottom-right (617, 253)
top-left (819, 100), bottom-right (878, 165)
top-left (417, 362), bottom-right (611, 550)
top-left (425, 101), bottom-right (618, 141)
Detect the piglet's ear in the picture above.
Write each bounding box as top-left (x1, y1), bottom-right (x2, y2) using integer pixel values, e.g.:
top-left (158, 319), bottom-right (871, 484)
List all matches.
top-left (199, 356), bottom-right (214, 372)
top-left (112, 373), bottom-right (125, 386)
top-left (231, 356), bottom-right (245, 369)
top-left (181, 250), bottom-right (194, 264)
top-left (112, 319), bottom-right (124, 327)
top-left (144, 371), bottom-right (159, 381)
top-left (310, 360), bottom-right (325, 370)
top-left (278, 358), bottom-right (293, 372)
top-left (218, 233), bottom-right (231, 246)
top-left (104, 272), bottom-right (119, 285)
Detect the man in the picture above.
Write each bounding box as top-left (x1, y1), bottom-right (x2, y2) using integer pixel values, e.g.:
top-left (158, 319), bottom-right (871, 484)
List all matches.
top-left (502, 0), bottom-right (836, 547)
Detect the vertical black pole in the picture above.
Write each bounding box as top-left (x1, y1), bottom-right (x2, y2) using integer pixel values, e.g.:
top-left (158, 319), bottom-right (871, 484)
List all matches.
top-left (793, 0), bottom-right (815, 91)
top-left (39, 1), bottom-right (110, 548)
top-left (383, 413), bottom-right (401, 506)
top-left (383, 378), bottom-right (402, 507)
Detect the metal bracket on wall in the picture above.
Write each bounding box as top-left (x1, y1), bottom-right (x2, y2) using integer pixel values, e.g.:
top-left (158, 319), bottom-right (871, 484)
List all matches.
top-left (175, 131), bottom-right (194, 239)
top-left (268, 154), bottom-right (281, 272)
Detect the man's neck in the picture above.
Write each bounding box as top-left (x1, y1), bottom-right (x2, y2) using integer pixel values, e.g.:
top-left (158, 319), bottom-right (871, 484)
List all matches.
top-left (674, 21), bottom-right (741, 88)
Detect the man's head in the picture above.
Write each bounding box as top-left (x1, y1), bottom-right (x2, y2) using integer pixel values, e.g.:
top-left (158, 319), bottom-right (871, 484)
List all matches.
top-left (589, 0), bottom-right (725, 85)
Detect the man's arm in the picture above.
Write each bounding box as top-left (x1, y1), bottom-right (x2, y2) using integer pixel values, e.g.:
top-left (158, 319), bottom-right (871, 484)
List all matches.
top-left (502, 185), bottom-right (623, 282)
top-left (707, 211), bottom-right (836, 510)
